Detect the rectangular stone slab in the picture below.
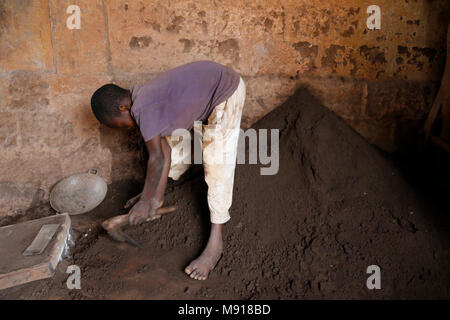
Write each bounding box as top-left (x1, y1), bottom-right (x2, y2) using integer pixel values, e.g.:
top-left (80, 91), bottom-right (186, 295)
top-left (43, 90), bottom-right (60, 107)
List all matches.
top-left (0, 213), bottom-right (71, 290)
top-left (23, 224), bottom-right (60, 256)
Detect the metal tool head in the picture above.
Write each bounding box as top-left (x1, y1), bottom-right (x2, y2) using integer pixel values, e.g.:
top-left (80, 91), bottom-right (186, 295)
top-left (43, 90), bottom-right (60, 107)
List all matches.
top-left (121, 232), bottom-right (142, 249)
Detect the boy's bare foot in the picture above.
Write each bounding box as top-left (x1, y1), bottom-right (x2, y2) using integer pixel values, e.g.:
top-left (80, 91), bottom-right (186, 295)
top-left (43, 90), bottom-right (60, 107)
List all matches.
top-left (185, 223), bottom-right (223, 280)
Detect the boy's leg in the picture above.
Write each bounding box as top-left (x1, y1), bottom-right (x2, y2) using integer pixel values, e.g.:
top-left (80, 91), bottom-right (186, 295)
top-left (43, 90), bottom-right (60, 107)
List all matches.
top-left (165, 132), bottom-right (192, 181)
top-left (185, 77), bottom-right (246, 280)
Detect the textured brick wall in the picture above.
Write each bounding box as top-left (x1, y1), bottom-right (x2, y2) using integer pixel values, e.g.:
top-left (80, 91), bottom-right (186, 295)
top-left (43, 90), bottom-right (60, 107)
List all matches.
top-left (0, 0), bottom-right (449, 215)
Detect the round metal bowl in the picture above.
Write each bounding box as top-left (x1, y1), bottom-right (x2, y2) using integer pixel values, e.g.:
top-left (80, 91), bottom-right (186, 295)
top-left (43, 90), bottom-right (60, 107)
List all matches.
top-left (50, 168), bottom-right (107, 215)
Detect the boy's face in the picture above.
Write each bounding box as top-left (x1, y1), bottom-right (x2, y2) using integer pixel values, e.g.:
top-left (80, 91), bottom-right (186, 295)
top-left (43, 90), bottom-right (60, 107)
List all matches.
top-left (107, 96), bottom-right (136, 129)
top-left (108, 112), bottom-right (136, 130)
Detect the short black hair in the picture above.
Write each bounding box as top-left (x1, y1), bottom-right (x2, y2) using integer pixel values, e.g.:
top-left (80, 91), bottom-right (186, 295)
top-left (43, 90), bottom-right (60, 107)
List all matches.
top-left (91, 84), bottom-right (129, 124)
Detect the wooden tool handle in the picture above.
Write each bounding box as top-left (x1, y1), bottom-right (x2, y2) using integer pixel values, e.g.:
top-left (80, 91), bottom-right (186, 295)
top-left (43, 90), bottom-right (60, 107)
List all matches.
top-left (145, 205), bottom-right (177, 222)
top-left (102, 205), bottom-right (178, 230)
top-left (156, 205), bottom-right (177, 215)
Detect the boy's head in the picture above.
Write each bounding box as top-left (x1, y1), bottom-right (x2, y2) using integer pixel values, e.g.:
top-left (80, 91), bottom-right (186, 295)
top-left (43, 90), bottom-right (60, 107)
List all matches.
top-left (91, 84), bottom-right (135, 129)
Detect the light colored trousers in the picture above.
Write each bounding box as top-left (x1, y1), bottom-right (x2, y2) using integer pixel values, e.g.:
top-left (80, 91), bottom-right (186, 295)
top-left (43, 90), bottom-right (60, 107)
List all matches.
top-left (165, 77), bottom-right (246, 224)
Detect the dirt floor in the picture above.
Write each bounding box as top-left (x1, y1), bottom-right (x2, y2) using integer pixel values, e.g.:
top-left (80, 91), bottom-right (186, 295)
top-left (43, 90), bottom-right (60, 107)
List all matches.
top-left (1, 87), bottom-right (449, 299)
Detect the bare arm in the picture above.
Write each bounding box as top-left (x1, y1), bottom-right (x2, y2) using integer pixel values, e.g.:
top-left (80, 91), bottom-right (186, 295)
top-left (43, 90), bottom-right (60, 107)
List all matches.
top-left (128, 135), bottom-right (171, 225)
top-left (154, 136), bottom-right (171, 204)
top-left (123, 137), bottom-right (171, 208)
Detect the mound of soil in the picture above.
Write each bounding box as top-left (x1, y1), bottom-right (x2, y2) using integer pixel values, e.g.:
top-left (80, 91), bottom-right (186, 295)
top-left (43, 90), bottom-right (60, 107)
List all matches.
top-left (1, 87), bottom-right (449, 299)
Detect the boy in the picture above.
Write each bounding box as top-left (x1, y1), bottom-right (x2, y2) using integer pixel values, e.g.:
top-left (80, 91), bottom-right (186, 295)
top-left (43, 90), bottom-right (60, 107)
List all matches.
top-left (91, 60), bottom-right (246, 280)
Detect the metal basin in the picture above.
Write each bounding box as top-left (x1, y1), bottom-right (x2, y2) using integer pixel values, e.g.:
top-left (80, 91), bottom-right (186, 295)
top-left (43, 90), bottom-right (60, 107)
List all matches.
top-left (50, 168), bottom-right (107, 215)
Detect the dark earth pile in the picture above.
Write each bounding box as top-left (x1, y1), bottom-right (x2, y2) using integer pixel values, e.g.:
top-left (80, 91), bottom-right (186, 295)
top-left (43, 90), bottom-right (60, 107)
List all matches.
top-left (1, 87), bottom-right (449, 299)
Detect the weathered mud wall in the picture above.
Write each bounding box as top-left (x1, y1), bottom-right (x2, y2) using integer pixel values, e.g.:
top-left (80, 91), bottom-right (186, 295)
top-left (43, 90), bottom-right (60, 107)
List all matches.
top-left (0, 0), bottom-right (449, 215)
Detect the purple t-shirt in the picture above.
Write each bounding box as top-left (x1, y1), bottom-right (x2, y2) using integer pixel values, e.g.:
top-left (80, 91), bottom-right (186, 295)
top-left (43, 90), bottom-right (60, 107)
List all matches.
top-left (130, 60), bottom-right (240, 141)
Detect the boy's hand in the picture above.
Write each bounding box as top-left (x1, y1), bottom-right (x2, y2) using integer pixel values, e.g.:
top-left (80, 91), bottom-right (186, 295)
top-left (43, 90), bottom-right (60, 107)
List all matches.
top-left (128, 199), bottom-right (161, 226)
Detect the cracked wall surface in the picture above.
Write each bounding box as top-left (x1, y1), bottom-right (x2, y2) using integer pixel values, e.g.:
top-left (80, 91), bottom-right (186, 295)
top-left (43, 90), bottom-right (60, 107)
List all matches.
top-left (0, 0), bottom-right (449, 215)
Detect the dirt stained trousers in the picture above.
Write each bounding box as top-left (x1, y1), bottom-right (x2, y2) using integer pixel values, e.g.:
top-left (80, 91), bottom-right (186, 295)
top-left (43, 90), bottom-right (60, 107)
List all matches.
top-left (165, 77), bottom-right (246, 224)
